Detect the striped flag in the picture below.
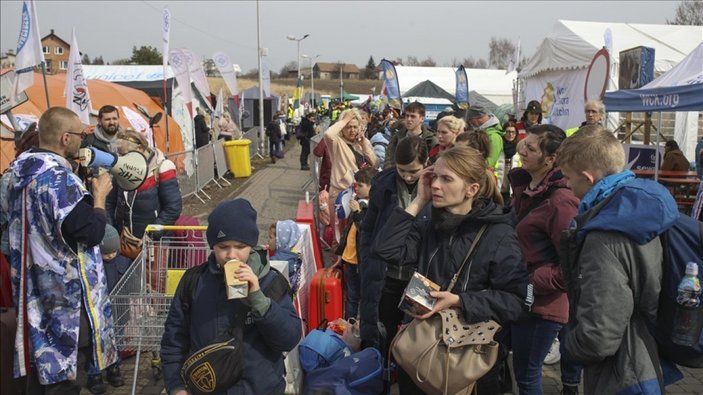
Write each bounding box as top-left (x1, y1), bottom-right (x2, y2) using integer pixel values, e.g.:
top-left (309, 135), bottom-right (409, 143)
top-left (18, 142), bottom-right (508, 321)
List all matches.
top-left (292, 77), bottom-right (302, 110)
top-left (64, 28), bottom-right (92, 124)
top-left (10, 0), bottom-right (44, 106)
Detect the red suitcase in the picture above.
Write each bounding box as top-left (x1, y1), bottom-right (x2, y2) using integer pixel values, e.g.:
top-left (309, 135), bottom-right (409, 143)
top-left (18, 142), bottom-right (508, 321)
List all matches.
top-left (307, 266), bottom-right (343, 332)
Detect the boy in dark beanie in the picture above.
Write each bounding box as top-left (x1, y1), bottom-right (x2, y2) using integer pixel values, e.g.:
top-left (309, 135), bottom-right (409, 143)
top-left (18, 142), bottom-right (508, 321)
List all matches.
top-left (161, 199), bottom-right (302, 395)
top-left (86, 224), bottom-right (129, 394)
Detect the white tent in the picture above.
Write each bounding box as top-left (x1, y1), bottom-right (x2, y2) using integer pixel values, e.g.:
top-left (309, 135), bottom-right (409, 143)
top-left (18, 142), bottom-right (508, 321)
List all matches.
top-left (520, 20), bottom-right (702, 131)
top-left (393, 66), bottom-right (517, 106)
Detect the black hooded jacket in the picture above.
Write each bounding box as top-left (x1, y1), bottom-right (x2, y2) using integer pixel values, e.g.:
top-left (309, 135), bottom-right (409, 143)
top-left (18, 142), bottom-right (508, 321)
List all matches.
top-left (373, 199), bottom-right (529, 325)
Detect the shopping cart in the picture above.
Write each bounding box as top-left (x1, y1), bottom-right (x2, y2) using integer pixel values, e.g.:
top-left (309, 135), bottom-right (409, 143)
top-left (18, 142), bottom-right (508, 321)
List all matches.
top-left (109, 224), bottom-right (209, 395)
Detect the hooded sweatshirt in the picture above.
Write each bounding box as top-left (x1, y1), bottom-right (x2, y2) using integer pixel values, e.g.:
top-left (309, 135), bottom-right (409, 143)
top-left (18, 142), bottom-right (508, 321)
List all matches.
top-left (8, 151), bottom-right (118, 384)
top-left (562, 176), bottom-right (679, 395)
top-left (477, 114), bottom-right (504, 170)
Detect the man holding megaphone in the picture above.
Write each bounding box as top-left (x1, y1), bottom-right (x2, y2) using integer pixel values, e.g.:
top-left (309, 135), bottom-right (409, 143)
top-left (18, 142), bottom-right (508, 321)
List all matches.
top-left (6, 107), bottom-right (119, 393)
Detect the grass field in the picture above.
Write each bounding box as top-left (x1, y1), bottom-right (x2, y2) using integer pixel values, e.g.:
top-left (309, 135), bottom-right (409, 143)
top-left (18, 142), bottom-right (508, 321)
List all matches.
top-left (208, 77), bottom-right (383, 98)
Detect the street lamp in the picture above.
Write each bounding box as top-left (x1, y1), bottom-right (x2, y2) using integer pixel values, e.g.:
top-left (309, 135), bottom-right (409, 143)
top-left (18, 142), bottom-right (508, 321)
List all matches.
top-left (286, 34), bottom-right (309, 79)
top-left (302, 54), bottom-right (320, 107)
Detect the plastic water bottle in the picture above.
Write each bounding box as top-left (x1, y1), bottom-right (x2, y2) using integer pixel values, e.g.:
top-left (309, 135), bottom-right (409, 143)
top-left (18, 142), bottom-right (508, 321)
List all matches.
top-left (672, 262), bottom-right (702, 347)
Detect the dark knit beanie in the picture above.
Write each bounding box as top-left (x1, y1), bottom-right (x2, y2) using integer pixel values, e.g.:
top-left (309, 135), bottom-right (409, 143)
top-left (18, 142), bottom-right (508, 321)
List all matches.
top-left (466, 106), bottom-right (488, 119)
top-left (206, 199), bottom-right (259, 248)
top-left (100, 224), bottom-right (120, 255)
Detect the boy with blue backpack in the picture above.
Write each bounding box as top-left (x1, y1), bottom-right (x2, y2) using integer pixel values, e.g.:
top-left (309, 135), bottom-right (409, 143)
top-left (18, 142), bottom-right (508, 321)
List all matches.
top-left (558, 125), bottom-right (702, 395)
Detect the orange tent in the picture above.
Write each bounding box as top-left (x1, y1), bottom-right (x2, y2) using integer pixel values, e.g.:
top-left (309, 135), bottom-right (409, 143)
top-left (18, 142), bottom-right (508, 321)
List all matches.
top-left (1, 71), bottom-right (185, 172)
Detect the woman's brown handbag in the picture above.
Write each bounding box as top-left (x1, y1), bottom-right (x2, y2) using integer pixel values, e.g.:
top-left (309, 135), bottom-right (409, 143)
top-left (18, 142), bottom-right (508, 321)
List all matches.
top-left (391, 224), bottom-right (501, 394)
top-left (119, 226), bottom-right (142, 259)
top-left (392, 309), bottom-right (500, 394)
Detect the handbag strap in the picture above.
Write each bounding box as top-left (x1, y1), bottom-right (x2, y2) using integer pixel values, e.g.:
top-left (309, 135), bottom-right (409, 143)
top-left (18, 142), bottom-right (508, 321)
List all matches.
top-left (446, 224), bottom-right (488, 292)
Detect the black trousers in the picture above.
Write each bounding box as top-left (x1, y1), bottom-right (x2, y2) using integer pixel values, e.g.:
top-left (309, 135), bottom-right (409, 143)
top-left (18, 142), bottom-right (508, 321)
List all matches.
top-left (299, 138), bottom-right (310, 167)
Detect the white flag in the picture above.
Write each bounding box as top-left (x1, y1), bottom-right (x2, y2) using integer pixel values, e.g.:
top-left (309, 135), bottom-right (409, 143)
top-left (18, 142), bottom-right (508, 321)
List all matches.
top-left (262, 62), bottom-right (271, 98)
top-left (169, 48), bottom-right (193, 113)
top-left (64, 28), bottom-right (92, 124)
top-left (162, 8), bottom-right (171, 71)
top-left (10, 0), bottom-right (44, 106)
top-left (181, 48), bottom-right (212, 111)
top-left (506, 38), bottom-right (521, 74)
top-left (215, 88), bottom-right (224, 118)
top-left (212, 51), bottom-right (238, 96)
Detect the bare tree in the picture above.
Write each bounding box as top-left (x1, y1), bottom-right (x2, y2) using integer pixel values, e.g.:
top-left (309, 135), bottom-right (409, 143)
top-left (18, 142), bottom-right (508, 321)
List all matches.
top-left (461, 56), bottom-right (488, 69)
top-left (419, 56), bottom-right (436, 67)
top-left (488, 37), bottom-right (515, 69)
top-left (668, 0), bottom-right (703, 25)
top-left (403, 56), bottom-right (420, 66)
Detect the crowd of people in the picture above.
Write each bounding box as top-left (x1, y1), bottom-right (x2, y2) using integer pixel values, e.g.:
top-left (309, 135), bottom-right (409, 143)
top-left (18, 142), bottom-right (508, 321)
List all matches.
top-left (296, 98), bottom-right (702, 395)
top-left (0, 94), bottom-right (701, 395)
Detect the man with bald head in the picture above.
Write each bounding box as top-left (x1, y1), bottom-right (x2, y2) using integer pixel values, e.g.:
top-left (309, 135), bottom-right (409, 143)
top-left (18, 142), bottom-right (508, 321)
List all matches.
top-left (6, 107), bottom-right (119, 394)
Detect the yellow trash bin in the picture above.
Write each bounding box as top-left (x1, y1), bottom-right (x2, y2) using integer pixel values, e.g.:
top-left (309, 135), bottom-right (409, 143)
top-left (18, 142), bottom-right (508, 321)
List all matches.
top-left (223, 139), bottom-right (252, 177)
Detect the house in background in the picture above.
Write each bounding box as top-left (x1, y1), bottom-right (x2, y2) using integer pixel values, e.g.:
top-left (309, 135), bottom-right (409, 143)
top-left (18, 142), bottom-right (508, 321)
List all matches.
top-left (313, 62), bottom-right (360, 80)
top-left (1, 49), bottom-right (16, 69)
top-left (41, 29), bottom-right (70, 74)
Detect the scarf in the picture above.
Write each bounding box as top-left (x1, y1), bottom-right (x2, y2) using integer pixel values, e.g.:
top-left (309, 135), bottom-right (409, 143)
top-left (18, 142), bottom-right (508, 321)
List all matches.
top-left (578, 170), bottom-right (635, 214)
top-left (431, 206), bottom-right (470, 235)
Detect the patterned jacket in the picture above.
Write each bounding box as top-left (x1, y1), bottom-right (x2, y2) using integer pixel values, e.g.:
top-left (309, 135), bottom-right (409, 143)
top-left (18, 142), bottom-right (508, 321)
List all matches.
top-left (8, 151), bottom-right (118, 384)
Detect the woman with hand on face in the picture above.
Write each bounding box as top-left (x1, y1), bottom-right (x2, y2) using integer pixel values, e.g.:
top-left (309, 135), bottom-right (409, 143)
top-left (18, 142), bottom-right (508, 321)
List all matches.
top-left (323, 108), bottom-right (377, 243)
top-left (373, 146), bottom-right (529, 394)
top-left (428, 115), bottom-right (464, 165)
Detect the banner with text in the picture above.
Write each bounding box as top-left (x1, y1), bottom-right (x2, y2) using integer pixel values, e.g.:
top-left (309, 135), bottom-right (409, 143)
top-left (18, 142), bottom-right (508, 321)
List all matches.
top-left (524, 68), bottom-right (587, 130)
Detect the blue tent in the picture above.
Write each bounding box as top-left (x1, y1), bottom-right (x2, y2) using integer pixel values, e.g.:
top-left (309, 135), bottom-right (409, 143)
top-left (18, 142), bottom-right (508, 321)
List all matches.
top-left (603, 42), bottom-right (703, 112)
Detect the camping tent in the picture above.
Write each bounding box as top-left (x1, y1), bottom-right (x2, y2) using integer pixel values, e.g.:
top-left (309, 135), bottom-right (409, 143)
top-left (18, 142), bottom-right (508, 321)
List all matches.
top-left (520, 20), bottom-right (702, 130)
top-left (603, 42), bottom-right (703, 161)
top-left (333, 91), bottom-right (360, 101)
top-left (0, 71), bottom-right (185, 173)
top-left (393, 66), bottom-right (516, 106)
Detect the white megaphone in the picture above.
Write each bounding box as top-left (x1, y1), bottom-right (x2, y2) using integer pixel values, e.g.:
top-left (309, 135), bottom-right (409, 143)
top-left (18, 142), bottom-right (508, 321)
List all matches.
top-left (78, 147), bottom-right (148, 191)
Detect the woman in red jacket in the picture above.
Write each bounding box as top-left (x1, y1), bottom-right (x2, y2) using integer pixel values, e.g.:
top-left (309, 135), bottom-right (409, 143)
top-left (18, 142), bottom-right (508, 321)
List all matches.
top-left (508, 124), bottom-right (582, 395)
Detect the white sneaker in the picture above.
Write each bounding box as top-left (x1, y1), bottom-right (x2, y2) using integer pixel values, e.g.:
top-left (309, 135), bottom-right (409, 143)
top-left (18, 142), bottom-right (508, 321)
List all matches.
top-left (544, 338), bottom-right (561, 365)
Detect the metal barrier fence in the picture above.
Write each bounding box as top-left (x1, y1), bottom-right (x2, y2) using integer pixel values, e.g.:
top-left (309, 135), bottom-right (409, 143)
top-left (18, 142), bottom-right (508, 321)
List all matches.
top-left (213, 139), bottom-right (231, 186)
top-left (243, 127), bottom-right (263, 159)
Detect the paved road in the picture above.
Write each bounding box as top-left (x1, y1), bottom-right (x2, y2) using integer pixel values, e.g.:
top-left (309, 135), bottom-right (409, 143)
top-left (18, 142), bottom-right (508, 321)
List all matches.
top-left (82, 144), bottom-right (703, 395)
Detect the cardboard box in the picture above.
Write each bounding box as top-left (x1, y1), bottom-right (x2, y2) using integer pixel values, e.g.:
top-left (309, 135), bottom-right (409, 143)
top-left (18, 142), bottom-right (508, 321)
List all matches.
top-left (398, 272), bottom-right (440, 316)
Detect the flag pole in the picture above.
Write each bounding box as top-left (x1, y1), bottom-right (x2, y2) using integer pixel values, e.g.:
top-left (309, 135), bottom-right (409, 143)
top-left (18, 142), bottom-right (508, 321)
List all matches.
top-left (40, 63), bottom-right (50, 107)
top-left (163, 72), bottom-right (169, 153)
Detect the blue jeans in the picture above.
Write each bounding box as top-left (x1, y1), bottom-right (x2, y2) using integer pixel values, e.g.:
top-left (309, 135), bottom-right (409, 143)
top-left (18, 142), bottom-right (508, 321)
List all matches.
top-left (512, 317), bottom-right (581, 395)
top-left (343, 261), bottom-right (360, 320)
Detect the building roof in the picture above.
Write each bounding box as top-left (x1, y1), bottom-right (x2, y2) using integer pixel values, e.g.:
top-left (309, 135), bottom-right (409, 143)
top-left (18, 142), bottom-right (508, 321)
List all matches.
top-left (315, 62), bottom-right (360, 73)
top-left (41, 29), bottom-right (70, 49)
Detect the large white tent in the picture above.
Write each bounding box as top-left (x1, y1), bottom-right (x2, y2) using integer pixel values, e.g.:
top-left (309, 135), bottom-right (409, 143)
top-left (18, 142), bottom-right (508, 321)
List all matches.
top-left (520, 20), bottom-right (702, 131)
top-left (392, 66), bottom-right (517, 106)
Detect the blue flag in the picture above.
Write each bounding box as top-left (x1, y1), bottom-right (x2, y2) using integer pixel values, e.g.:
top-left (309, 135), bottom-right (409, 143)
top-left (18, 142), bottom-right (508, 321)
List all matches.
top-left (380, 59), bottom-right (401, 110)
top-left (455, 65), bottom-right (469, 110)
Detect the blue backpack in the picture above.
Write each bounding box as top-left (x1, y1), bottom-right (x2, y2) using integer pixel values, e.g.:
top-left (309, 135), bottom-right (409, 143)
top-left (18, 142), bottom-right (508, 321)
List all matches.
top-left (304, 347), bottom-right (384, 395)
top-left (298, 329), bottom-right (349, 372)
top-left (655, 214), bottom-right (703, 368)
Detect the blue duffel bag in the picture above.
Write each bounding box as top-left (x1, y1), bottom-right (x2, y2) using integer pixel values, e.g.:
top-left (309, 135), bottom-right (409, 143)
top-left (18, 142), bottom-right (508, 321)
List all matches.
top-left (304, 347), bottom-right (384, 395)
